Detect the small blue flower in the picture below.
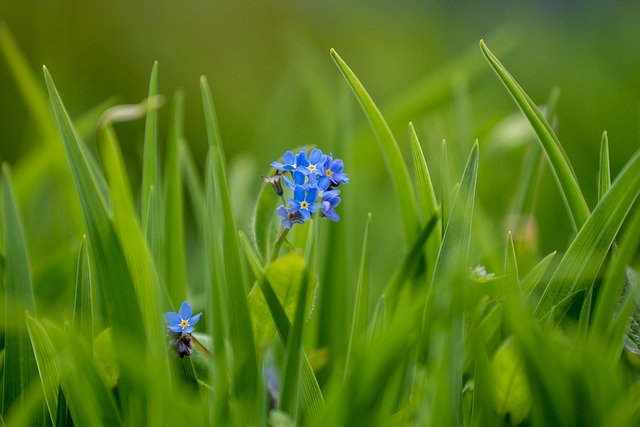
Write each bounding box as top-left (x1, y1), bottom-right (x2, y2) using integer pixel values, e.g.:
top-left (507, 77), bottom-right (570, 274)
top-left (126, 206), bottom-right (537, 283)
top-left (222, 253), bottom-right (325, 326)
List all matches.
top-left (320, 196), bottom-right (341, 222)
top-left (317, 176), bottom-right (340, 200)
top-left (322, 156), bottom-right (349, 186)
top-left (164, 301), bottom-right (202, 334)
top-left (277, 205), bottom-right (304, 229)
top-left (283, 170), bottom-right (307, 190)
top-left (296, 148), bottom-right (326, 176)
top-left (290, 186), bottom-right (320, 220)
top-left (271, 151), bottom-right (297, 171)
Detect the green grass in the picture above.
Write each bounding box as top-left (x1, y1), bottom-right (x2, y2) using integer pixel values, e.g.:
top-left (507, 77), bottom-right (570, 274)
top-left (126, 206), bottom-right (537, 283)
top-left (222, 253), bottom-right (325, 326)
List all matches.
top-left (2, 27), bottom-right (640, 427)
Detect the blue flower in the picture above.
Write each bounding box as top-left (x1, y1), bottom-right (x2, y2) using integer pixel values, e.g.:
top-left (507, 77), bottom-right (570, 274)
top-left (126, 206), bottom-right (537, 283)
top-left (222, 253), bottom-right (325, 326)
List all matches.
top-left (322, 156), bottom-right (349, 186)
top-left (164, 301), bottom-right (202, 334)
top-left (277, 205), bottom-right (304, 229)
top-left (271, 151), bottom-right (297, 171)
top-left (283, 170), bottom-right (307, 190)
top-left (317, 176), bottom-right (340, 200)
top-left (320, 196), bottom-right (341, 222)
top-left (290, 186), bottom-right (320, 220)
top-left (296, 148), bottom-right (326, 176)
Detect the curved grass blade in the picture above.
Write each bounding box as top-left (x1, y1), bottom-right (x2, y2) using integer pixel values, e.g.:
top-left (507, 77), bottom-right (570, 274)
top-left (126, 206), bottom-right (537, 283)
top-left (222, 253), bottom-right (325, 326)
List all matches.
top-left (201, 76), bottom-right (259, 423)
top-left (409, 123), bottom-right (441, 281)
top-left (598, 131), bottom-right (611, 202)
top-left (163, 91), bottom-right (187, 305)
top-left (330, 48), bottom-right (419, 244)
top-left (24, 313), bottom-right (59, 424)
top-left (1, 165), bottom-right (38, 417)
top-left (480, 40), bottom-right (589, 230)
top-left (521, 251), bottom-right (557, 296)
top-left (252, 181), bottom-right (278, 263)
top-left (535, 148), bottom-right (640, 320)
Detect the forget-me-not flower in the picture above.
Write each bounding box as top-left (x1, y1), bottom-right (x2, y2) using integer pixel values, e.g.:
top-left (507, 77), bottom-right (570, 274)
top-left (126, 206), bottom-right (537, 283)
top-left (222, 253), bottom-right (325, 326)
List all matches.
top-left (165, 301), bottom-right (202, 334)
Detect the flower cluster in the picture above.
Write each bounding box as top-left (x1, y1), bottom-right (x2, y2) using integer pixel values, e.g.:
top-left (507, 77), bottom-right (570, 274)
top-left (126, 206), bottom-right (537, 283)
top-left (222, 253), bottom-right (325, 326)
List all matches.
top-left (267, 148), bottom-right (348, 229)
top-left (164, 301), bottom-right (202, 358)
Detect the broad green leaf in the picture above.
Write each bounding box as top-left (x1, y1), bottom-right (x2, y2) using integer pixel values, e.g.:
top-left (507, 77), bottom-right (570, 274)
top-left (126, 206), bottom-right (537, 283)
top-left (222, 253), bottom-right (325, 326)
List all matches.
top-left (24, 313), bottom-right (59, 424)
top-left (239, 232), bottom-right (325, 423)
top-left (201, 76), bottom-right (259, 424)
top-left (1, 165), bottom-right (38, 416)
top-left (247, 251), bottom-right (316, 345)
top-left (73, 237), bottom-right (93, 345)
top-left (330, 48), bottom-right (419, 245)
top-left (480, 40), bottom-right (589, 230)
top-left (535, 148), bottom-right (640, 320)
top-left (163, 91), bottom-right (187, 305)
top-left (281, 220), bottom-right (318, 419)
top-left (598, 131), bottom-right (611, 202)
top-left (491, 338), bottom-right (532, 425)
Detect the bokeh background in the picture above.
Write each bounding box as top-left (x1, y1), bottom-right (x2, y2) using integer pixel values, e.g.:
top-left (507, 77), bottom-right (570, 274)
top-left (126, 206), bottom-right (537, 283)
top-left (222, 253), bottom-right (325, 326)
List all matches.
top-left (1, 0), bottom-right (640, 318)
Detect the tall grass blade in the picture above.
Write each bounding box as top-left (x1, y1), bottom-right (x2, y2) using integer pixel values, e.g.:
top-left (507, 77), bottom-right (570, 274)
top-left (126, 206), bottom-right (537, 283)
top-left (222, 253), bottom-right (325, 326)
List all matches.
top-left (480, 40), bottom-right (590, 230)
top-left (1, 165), bottom-right (38, 417)
top-left (201, 77), bottom-right (259, 424)
top-left (180, 140), bottom-right (205, 235)
top-left (330, 48), bottom-right (419, 244)
top-left (163, 91), bottom-right (187, 305)
top-left (345, 213), bottom-right (371, 375)
top-left (598, 131), bottom-right (611, 202)
top-left (521, 251), bottom-right (556, 295)
top-left (535, 148), bottom-right (640, 320)
top-left (142, 61), bottom-right (161, 236)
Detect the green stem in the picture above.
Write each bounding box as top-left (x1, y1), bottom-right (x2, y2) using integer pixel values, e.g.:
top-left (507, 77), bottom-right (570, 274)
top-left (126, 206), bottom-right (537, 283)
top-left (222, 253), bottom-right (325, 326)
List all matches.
top-left (271, 227), bottom-right (290, 262)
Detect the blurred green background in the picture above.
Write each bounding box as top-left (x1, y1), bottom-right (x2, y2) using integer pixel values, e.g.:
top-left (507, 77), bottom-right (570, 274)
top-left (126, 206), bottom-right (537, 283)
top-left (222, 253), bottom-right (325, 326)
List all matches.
top-left (1, 0), bottom-right (640, 319)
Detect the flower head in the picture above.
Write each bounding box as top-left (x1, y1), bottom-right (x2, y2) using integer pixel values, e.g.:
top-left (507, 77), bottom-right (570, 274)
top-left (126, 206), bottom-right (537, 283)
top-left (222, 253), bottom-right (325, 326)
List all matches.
top-left (277, 205), bottom-right (304, 229)
top-left (322, 156), bottom-right (349, 186)
top-left (164, 301), bottom-right (202, 334)
top-left (296, 148), bottom-right (326, 176)
top-left (271, 151), bottom-right (298, 172)
top-left (290, 186), bottom-right (320, 220)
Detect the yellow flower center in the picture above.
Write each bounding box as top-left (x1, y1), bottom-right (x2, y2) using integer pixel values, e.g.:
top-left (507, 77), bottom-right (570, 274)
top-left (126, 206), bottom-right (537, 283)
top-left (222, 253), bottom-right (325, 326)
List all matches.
top-left (301, 201), bottom-right (309, 209)
top-left (326, 169), bottom-right (333, 177)
top-left (308, 165), bottom-right (316, 172)
top-left (180, 319), bottom-right (189, 328)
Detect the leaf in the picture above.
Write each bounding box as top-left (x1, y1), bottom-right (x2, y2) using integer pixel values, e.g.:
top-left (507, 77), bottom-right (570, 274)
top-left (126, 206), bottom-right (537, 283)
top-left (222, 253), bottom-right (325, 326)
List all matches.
top-left (535, 148), bottom-right (640, 321)
top-left (330, 48), bottom-right (419, 245)
top-left (521, 251), bottom-right (556, 295)
top-left (252, 181), bottom-right (278, 263)
top-left (163, 91), bottom-right (187, 305)
top-left (201, 76), bottom-right (259, 424)
top-left (141, 61), bottom-right (161, 235)
top-left (480, 40), bottom-right (589, 230)
top-left (1, 165), bottom-right (38, 416)
top-left (179, 140), bottom-right (205, 236)
top-left (598, 131), bottom-right (611, 202)
top-left (491, 338), bottom-right (532, 425)
top-left (24, 313), bottom-right (59, 424)
top-left (73, 237), bottom-right (93, 345)
top-left (247, 251), bottom-right (316, 345)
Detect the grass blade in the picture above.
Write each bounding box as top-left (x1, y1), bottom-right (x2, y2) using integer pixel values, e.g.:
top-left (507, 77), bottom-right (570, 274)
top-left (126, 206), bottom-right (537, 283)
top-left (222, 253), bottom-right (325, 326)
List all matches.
top-left (163, 91), bottom-right (187, 305)
top-left (480, 40), bottom-right (589, 230)
top-left (73, 236), bottom-right (93, 346)
top-left (535, 148), bottom-right (640, 320)
top-left (180, 140), bottom-right (205, 236)
top-left (1, 165), bottom-right (38, 417)
top-left (201, 77), bottom-right (259, 424)
top-left (330, 48), bottom-right (419, 245)
top-left (521, 251), bottom-right (557, 295)
top-left (24, 313), bottom-right (59, 424)
top-left (141, 61), bottom-right (161, 236)
top-left (345, 213), bottom-right (372, 375)
top-left (598, 131), bottom-right (611, 202)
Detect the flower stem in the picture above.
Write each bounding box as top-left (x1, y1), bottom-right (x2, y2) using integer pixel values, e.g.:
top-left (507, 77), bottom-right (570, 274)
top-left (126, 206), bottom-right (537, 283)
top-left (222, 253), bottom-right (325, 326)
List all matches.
top-left (271, 227), bottom-right (289, 262)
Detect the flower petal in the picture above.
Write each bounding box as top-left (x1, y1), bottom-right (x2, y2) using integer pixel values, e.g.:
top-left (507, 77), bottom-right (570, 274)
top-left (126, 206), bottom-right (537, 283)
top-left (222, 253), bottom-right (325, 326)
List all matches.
top-left (183, 325), bottom-right (195, 334)
top-left (309, 148), bottom-right (323, 164)
top-left (168, 324), bottom-right (183, 333)
top-left (189, 312), bottom-right (203, 326)
top-left (165, 311), bottom-right (181, 327)
top-left (179, 301), bottom-right (192, 319)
